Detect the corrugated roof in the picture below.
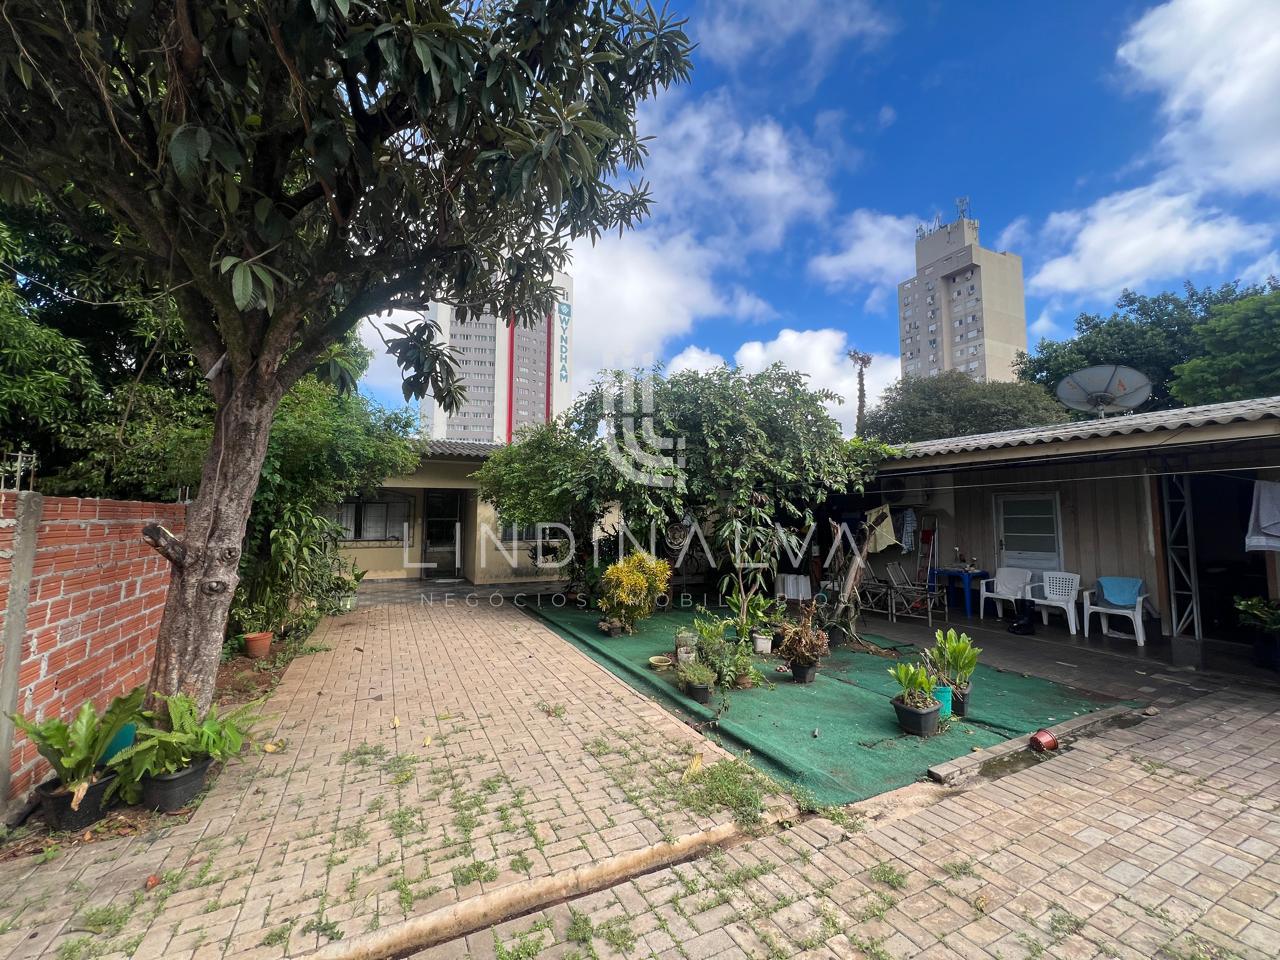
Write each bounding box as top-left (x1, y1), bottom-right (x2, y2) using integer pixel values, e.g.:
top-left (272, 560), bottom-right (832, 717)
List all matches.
top-left (421, 439), bottom-right (503, 459)
top-left (895, 395), bottom-right (1280, 460)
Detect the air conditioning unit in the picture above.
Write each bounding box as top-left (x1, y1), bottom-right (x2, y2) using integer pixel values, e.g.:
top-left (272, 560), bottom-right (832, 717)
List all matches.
top-left (882, 477), bottom-right (931, 506)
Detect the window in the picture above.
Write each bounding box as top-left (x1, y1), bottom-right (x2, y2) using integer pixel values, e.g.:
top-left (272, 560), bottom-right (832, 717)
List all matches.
top-left (336, 493), bottom-right (413, 542)
top-left (996, 495), bottom-right (1061, 570)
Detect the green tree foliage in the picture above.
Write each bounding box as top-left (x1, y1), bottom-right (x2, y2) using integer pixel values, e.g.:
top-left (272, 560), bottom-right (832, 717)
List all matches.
top-left (1015, 281), bottom-right (1277, 410)
top-left (1170, 291), bottom-right (1280, 405)
top-left (476, 364), bottom-right (891, 586)
top-left (0, 282), bottom-right (101, 442)
top-left (863, 370), bottom-right (1067, 444)
top-left (0, 1), bottom-right (693, 704)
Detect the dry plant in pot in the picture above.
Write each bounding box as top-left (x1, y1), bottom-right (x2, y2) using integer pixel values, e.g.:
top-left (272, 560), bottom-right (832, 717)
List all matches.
top-left (777, 602), bottom-right (829, 683)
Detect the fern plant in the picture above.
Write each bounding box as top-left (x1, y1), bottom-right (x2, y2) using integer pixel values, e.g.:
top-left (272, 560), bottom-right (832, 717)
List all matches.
top-left (109, 695), bottom-right (264, 802)
top-left (9, 687), bottom-right (145, 809)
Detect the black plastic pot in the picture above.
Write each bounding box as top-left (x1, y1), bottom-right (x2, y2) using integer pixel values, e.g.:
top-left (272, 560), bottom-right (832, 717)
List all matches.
top-left (141, 758), bottom-right (212, 813)
top-left (37, 772), bottom-right (116, 831)
top-left (792, 662), bottom-right (817, 684)
top-left (689, 683), bottom-right (712, 704)
top-left (893, 697), bottom-right (941, 737)
top-left (952, 684), bottom-right (971, 718)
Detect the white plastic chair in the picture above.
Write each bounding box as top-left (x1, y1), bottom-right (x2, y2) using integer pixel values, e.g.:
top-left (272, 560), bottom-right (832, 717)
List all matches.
top-left (1027, 571), bottom-right (1081, 635)
top-left (979, 567), bottom-right (1033, 619)
top-left (1083, 578), bottom-right (1148, 647)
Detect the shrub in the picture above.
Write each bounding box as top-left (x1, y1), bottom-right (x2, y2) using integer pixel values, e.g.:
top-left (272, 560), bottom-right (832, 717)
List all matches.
top-left (598, 551), bottom-right (671, 633)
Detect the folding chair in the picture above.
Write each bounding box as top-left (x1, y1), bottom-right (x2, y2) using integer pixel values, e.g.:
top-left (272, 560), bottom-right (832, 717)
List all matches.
top-left (887, 561), bottom-right (946, 626)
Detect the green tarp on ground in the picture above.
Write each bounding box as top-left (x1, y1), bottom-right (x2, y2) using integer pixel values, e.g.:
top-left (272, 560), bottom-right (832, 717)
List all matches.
top-left (529, 605), bottom-right (1111, 806)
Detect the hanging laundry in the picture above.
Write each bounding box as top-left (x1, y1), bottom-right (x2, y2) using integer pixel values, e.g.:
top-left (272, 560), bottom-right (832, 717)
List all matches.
top-left (900, 507), bottom-right (918, 553)
top-left (1246, 479), bottom-right (1280, 552)
top-left (865, 504), bottom-right (898, 553)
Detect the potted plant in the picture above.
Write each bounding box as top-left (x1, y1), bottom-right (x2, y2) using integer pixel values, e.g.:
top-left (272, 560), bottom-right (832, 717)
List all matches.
top-left (110, 695), bottom-right (263, 812)
top-left (10, 688), bottom-right (145, 831)
top-left (777, 601), bottom-right (829, 683)
top-left (598, 617), bottom-right (624, 638)
top-left (731, 643), bottom-right (765, 689)
top-left (674, 627), bottom-right (697, 665)
top-left (236, 600), bottom-right (277, 659)
top-left (933, 628), bottom-right (980, 718)
top-left (333, 565), bottom-right (365, 613)
top-left (888, 663), bottom-right (941, 737)
top-left (1236, 597), bottom-right (1280, 670)
top-left (693, 614), bottom-right (739, 687)
top-left (678, 661), bottom-right (716, 704)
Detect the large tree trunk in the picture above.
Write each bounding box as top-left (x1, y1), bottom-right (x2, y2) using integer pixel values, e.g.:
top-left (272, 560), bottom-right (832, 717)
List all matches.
top-left (146, 375), bottom-right (282, 709)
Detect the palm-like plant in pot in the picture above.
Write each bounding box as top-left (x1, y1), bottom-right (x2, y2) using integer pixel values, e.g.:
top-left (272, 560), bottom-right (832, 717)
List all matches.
top-left (888, 663), bottom-right (941, 737)
top-left (777, 601), bottom-right (829, 683)
top-left (10, 687), bottom-right (145, 830)
top-left (110, 695), bottom-right (264, 812)
top-left (930, 629), bottom-right (981, 717)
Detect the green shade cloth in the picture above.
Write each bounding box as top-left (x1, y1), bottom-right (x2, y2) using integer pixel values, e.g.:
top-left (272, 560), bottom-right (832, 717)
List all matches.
top-left (529, 605), bottom-right (1111, 806)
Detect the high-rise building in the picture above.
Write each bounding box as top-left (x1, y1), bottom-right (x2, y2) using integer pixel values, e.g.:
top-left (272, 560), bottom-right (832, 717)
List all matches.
top-left (420, 271), bottom-right (574, 443)
top-left (897, 204), bottom-right (1026, 382)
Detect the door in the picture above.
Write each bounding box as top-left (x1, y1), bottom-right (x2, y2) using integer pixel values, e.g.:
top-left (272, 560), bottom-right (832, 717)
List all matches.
top-left (995, 494), bottom-right (1062, 571)
top-left (421, 490), bottom-right (462, 578)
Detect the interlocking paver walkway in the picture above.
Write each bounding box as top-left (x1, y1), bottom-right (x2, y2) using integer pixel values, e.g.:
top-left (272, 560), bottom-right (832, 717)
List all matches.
top-left (0, 600), bottom-right (777, 960)
top-left (414, 688), bottom-right (1280, 960)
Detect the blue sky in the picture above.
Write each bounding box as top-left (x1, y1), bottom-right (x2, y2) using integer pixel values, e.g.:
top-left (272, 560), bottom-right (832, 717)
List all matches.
top-left (363, 0), bottom-right (1280, 433)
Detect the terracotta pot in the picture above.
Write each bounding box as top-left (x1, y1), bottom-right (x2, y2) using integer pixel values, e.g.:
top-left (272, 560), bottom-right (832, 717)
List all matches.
top-left (243, 631), bottom-right (273, 659)
top-left (1029, 729), bottom-right (1059, 752)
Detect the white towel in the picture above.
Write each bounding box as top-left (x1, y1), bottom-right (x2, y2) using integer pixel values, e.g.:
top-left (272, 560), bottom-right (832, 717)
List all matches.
top-left (1246, 480), bottom-right (1280, 552)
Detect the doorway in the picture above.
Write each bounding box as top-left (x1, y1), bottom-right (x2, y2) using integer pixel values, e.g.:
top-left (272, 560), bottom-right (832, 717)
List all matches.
top-left (420, 490), bottom-right (462, 579)
top-left (1190, 473), bottom-right (1268, 640)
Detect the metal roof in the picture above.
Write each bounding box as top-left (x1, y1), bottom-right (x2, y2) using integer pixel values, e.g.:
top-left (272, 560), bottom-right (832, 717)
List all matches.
top-left (894, 395), bottom-right (1280, 460)
top-left (421, 439), bottom-right (503, 459)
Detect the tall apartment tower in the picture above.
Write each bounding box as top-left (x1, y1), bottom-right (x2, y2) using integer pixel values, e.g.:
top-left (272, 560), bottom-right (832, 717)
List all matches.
top-left (898, 204), bottom-right (1026, 381)
top-left (420, 271), bottom-right (574, 443)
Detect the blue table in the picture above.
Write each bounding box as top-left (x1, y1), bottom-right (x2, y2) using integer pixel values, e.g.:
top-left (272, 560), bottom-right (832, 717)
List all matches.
top-left (929, 567), bottom-right (989, 618)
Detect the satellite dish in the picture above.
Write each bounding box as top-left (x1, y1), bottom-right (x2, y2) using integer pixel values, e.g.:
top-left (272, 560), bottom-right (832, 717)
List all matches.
top-left (1055, 365), bottom-right (1152, 417)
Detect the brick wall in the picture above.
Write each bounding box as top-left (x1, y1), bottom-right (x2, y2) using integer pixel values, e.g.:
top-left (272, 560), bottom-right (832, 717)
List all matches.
top-left (1, 494), bottom-right (185, 806)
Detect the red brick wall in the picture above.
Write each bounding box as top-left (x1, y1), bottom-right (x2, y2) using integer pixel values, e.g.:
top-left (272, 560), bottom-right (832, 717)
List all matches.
top-left (2, 494), bottom-right (185, 804)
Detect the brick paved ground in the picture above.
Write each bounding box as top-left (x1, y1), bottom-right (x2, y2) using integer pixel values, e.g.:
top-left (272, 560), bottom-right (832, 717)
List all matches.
top-left (414, 688), bottom-right (1280, 960)
top-left (0, 600), bottom-right (784, 960)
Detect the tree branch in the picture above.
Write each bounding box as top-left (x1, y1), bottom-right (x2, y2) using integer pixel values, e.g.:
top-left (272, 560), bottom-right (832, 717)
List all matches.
top-left (143, 523), bottom-right (189, 567)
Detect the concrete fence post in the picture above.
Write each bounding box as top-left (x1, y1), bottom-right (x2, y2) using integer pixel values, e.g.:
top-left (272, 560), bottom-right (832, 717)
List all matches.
top-left (0, 490), bottom-right (43, 809)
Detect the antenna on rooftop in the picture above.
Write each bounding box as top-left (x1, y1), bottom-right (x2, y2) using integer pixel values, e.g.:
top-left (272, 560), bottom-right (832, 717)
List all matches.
top-left (1055, 365), bottom-right (1152, 418)
top-left (955, 196), bottom-right (971, 220)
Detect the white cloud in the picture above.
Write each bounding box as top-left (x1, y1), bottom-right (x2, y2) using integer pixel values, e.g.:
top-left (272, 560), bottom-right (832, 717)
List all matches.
top-left (1118, 0), bottom-right (1280, 194)
top-left (668, 345), bottom-right (726, 375)
top-left (808, 209), bottom-right (918, 298)
top-left (1029, 183), bottom-right (1271, 298)
top-left (568, 230), bottom-right (724, 393)
top-left (358, 317), bottom-right (410, 399)
top-left (697, 1), bottom-right (893, 78)
top-left (638, 92), bottom-right (834, 252)
top-left (1029, 309), bottom-right (1061, 339)
top-left (995, 216), bottom-right (1031, 253)
top-left (732, 328), bottom-right (898, 435)
top-left (1244, 251), bottom-right (1280, 285)
top-left (877, 105), bottom-right (897, 129)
